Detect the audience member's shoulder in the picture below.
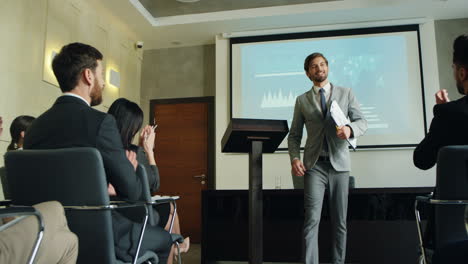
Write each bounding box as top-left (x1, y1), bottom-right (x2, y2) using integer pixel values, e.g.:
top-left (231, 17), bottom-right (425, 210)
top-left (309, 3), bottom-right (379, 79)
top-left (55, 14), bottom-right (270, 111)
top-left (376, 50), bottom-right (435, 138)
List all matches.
top-left (87, 106), bottom-right (107, 117)
top-left (434, 96), bottom-right (468, 116)
top-left (80, 107), bottom-right (114, 132)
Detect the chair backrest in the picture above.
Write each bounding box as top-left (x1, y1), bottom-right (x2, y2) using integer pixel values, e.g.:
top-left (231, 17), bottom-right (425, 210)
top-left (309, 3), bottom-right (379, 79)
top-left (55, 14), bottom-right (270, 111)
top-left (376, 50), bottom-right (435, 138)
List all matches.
top-left (137, 164), bottom-right (157, 226)
top-left (435, 145), bottom-right (468, 249)
top-left (5, 148), bottom-right (115, 264)
top-left (0, 166), bottom-right (10, 199)
top-left (118, 165), bottom-right (157, 226)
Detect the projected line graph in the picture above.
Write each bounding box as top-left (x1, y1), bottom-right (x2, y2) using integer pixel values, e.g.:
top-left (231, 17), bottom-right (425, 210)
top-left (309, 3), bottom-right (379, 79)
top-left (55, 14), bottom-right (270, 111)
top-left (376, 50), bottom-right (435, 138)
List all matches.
top-left (260, 89), bottom-right (298, 108)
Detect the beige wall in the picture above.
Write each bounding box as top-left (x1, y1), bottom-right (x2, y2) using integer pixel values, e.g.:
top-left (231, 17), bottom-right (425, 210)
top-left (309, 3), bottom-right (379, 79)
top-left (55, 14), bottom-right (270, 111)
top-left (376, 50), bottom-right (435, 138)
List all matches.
top-left (0, 0), bottom-right (143, 199)
top-left (434, 18), bottom-right (468, 101)
top-left (140, 45), bottom-right (215, 124)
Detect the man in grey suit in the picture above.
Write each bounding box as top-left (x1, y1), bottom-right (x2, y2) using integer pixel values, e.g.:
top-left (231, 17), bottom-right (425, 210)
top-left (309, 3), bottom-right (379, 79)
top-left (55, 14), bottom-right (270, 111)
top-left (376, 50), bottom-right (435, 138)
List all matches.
top-left (288, 53), bottom-right (367, 264)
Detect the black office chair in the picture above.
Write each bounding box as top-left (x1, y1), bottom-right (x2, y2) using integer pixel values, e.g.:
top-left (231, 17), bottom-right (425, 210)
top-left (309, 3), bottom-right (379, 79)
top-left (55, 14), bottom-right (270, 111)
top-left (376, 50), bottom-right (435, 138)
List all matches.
top-left (4, 148), bottom-right (156, 264)
top-left (0, 205), bottom-right (44, 264)
top-left (0, 166), bottom-right (10, 199)
top-left (415, 145), bottom-right (468, 264)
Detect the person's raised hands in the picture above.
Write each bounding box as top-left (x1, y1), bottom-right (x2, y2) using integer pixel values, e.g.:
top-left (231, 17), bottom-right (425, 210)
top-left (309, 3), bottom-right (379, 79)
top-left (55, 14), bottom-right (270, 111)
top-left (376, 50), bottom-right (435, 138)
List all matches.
top-left (435, 89), bottom-right (450, 104)
top-left (139, 125), bottom-right (155, 153)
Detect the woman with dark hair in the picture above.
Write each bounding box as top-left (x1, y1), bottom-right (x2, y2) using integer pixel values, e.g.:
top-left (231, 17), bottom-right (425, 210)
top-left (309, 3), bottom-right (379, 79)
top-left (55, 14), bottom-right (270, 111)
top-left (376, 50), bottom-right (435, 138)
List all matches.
top-left (7, 115), bottom-right (35, 151)
top-left (108, 98), bottom-right (190, 260)
top-left (1, 115), bottom-right (36, 199)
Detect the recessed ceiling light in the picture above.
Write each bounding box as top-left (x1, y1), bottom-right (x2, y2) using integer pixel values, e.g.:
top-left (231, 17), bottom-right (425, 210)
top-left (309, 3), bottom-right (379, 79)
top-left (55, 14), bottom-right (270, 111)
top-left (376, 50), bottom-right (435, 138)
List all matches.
top-left (176, 0), bottom-right (200, 3)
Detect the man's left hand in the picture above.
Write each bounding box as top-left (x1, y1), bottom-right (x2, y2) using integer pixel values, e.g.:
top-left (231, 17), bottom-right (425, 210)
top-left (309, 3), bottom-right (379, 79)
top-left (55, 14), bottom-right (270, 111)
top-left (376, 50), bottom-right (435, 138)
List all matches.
top-left (336, 126), bottom-right (351, 140)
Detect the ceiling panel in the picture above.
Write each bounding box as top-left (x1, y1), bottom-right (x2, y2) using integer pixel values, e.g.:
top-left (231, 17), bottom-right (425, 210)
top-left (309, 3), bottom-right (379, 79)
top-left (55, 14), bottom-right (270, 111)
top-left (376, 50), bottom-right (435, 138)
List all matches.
top-left (139, 0), bottom-right (336, 17)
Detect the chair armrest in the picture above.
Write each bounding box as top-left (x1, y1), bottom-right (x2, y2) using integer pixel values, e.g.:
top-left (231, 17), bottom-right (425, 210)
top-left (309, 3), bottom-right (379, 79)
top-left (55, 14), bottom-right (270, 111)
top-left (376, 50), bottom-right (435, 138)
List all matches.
top-left (62, 201), bottom-right (148, 211)
top-left (148, 197), bottom-right (178, 205)
top-left (0, 206), bottom-right (44, 264)
top-left (0, 200), bottom-right (12, 207)
top-left (64, 201), bottom-right (149, 264)
top-left (0, 206), bottom-right (38, 217)
top-left (148, 197), bottom-right (179, 232)
top-left (416, 195), bottom-right (432, 203)
top-left (0, 206), bottom-right (44, 233)
top-left (429, 199), bottom-right (468, 205)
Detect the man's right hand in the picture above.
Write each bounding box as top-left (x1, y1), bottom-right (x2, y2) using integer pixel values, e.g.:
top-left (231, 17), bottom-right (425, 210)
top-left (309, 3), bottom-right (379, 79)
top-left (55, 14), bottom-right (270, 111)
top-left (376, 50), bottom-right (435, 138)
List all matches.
top-left (125, 150), bottom-right (138, 171)
top-left (435, 89), bottom-right (450, 104)
top-left (291, 159), bottom-right (306, 177)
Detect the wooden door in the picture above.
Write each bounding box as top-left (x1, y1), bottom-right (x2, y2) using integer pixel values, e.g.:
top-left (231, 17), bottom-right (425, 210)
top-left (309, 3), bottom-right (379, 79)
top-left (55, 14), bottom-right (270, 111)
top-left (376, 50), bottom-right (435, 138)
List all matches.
top-left (151, 98), bottom-right (212, 243)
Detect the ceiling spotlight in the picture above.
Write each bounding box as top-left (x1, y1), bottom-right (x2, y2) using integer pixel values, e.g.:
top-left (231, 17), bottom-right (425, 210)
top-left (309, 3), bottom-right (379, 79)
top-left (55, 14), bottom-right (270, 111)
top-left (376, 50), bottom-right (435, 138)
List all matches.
top-left (176, 0), bottom-right (200, 3)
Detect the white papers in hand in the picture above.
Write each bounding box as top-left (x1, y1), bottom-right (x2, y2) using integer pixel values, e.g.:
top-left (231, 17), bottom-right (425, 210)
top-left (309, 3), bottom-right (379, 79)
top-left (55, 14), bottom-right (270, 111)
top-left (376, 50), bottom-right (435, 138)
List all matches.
top-left (330, 100), bottom-right (357, 150)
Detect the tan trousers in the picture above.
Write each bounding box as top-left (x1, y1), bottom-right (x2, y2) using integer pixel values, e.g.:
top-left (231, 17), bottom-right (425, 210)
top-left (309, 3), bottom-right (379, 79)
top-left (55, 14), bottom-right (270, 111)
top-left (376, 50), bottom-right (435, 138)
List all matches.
top-left (0, 201), bottom-right (78, 264)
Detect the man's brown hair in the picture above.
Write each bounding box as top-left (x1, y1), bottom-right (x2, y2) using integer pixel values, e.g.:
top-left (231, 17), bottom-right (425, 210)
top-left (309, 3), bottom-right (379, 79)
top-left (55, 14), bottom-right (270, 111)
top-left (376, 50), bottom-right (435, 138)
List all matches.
top-left (52, 42), bottom-right (103, 92)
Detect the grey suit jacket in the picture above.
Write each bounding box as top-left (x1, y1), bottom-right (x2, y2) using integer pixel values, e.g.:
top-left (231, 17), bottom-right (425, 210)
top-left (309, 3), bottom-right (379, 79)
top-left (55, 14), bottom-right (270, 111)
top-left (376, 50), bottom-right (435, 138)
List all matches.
top-left (288, 83), bottom-right (367, 172)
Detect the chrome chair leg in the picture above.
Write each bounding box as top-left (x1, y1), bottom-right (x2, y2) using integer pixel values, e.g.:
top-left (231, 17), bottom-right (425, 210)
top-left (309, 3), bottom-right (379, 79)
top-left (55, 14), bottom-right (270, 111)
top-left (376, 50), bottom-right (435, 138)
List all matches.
top-left (415, 199), bottom-right (427, 264)
top-left (133, 206), bottom-right (149, 264)
top-left (175, 241), bottom-right (181, 264)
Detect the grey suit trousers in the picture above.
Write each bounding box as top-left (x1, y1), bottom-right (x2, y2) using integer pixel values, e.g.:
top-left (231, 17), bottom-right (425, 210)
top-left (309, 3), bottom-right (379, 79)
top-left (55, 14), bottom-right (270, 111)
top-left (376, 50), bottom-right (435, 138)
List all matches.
top-left (304, 161), bottom-right (349, 264)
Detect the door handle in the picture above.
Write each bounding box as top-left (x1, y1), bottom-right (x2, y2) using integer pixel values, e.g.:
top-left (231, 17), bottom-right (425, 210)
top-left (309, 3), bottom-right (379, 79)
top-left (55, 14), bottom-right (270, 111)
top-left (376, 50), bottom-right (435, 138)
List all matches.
top-left (193, 174), bottom-right (206, 179)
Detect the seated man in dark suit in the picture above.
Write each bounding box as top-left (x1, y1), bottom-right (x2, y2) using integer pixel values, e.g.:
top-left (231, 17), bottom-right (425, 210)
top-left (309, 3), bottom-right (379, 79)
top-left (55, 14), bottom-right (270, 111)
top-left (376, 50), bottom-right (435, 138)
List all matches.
top-left (23, 43), bottom-right (172, 263)
top-left (413, 34), bottom-right (468, 263)
top-left (414, 34), bottom-right (468, 169)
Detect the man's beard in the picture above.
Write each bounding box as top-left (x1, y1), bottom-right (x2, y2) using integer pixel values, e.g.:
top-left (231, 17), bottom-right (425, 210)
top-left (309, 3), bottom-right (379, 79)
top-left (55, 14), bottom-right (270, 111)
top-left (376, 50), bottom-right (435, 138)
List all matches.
top-left (90, 80), bottom-right (103, 106)
top-left (312, 72), bottom-right (328, 83)
top-left (456, 79), bottom-right (466, 95)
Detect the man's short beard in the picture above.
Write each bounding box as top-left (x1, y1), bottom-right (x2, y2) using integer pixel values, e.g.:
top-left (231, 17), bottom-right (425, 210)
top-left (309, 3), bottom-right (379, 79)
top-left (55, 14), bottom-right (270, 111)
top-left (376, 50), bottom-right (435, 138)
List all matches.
top-left (90, 95), bottom-right (102, 106)
top-left (456, 81), bottom-right (465, 95)
top-left (90, 79), bottom-right (103, 106)
top-left (313, 74), bottom-right (328, 83)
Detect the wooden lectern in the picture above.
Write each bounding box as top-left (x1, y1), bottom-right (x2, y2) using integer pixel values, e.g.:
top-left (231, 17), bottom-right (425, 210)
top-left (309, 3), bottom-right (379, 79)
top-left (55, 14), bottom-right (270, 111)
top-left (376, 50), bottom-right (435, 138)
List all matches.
top-left (221, 118), bottom-right (289, 264)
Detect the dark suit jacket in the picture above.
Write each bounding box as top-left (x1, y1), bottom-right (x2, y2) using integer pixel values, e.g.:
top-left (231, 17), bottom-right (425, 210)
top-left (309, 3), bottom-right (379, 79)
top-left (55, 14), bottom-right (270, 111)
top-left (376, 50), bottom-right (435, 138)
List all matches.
top-left (414, 95), bottom-right (468, 170)
top-left (23, 95), bottom-right (142, 200)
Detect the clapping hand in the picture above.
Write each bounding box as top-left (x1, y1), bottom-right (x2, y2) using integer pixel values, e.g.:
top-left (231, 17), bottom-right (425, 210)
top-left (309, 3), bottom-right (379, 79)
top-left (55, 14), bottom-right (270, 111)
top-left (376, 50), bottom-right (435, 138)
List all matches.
top-left (139, 125), bottom-right (156, 153)
top-left (435, 89), bottom-right (450, 104)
